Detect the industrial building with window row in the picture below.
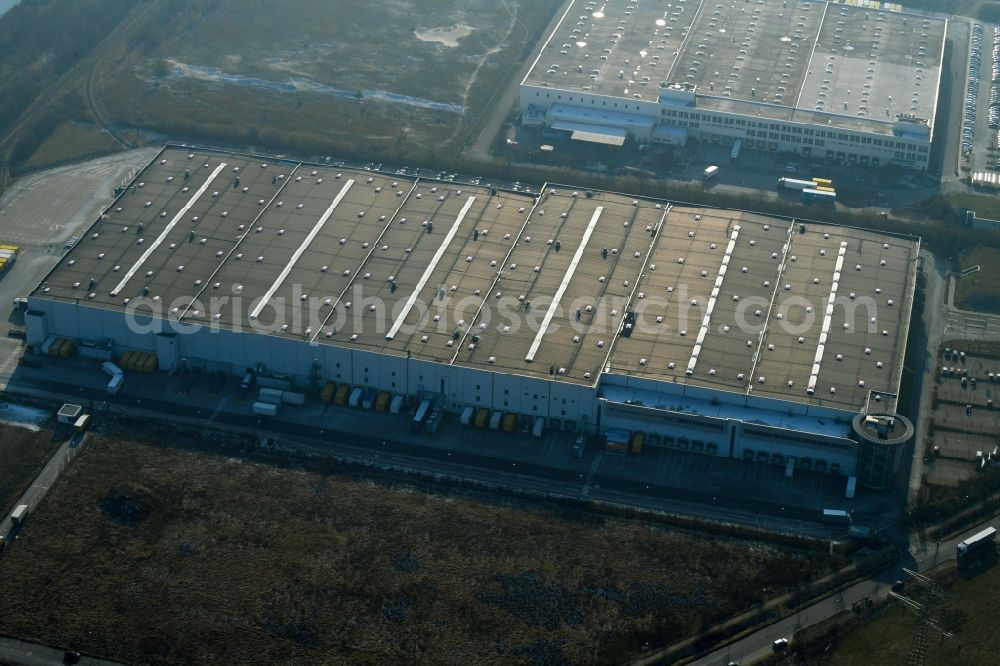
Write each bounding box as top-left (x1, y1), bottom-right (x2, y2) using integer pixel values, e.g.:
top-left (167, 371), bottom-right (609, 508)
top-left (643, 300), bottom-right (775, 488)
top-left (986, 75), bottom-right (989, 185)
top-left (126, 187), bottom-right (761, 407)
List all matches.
top-left (519, 0), bottom-right (945, 170)
top-left (25, 147), bottom-right (918, 487)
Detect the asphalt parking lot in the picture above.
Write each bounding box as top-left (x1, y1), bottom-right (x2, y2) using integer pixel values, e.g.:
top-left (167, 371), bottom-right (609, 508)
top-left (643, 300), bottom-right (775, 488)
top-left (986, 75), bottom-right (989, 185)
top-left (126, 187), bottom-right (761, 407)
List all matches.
top-left (926, 348), bottom-right (1000, 485)
top-left (965, 21), bottom-right (1000, 174)
top-left (0, 150), bottom-right (158, 391)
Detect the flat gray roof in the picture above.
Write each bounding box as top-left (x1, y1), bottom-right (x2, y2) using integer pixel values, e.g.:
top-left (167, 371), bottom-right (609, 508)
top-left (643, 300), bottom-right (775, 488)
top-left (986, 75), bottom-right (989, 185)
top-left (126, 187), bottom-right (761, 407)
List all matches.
top-left (522, 0), bottom-right (690, 104)
top-left (33, 146), bottom-right (918, 410)
top-left (523, 0), bottom-right (944, 134)
top-left (606, 210), bottom-right (918, 410)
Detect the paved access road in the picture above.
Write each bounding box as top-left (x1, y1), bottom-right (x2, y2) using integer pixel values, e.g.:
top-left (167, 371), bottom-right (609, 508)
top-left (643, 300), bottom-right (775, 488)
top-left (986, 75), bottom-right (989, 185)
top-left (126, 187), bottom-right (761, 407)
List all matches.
top-left (0, 430), bottom-right (84, 541)
top-left (7, 372), bottom-right (843, 539)
top-left (907, 251), bottom-right (946, 508)
top-left (691, 519), bottom-right (990, 666)
top-left (0, 635), bottom-right (121, 666)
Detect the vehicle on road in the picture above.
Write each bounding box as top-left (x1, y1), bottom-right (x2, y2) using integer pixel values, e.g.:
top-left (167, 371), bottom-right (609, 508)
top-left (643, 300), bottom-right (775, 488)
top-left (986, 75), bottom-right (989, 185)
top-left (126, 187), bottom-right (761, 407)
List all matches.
top-left (10, 504), bottom-right (29, 525)
top-left (772, 637), bottom-right (789, 652)
top-left (956, 526), bottom-right (997, 563)
top-left (821, 508), bottom-right (852, 525)
top-left (63, 650), bottom-right (81, 665)
top-left (891, 579), bottom-right (905, 592)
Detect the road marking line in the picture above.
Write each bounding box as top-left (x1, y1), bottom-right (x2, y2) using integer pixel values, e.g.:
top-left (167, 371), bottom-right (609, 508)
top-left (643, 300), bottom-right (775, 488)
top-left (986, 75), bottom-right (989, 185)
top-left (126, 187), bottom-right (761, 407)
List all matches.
top-left (581, 451), bottom-right (604, 498)
top-left (208, 397), bottom-right (229, 423)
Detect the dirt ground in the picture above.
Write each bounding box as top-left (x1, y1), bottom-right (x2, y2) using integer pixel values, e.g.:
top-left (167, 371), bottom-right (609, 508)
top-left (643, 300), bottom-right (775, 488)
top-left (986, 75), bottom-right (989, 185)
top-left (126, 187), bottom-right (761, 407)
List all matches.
top-left (0, 424), bottom-right (60, 516)
top-left (90, 0), bottom-right (561, 163)
top-left (0, 421), bottom-right (836, 665)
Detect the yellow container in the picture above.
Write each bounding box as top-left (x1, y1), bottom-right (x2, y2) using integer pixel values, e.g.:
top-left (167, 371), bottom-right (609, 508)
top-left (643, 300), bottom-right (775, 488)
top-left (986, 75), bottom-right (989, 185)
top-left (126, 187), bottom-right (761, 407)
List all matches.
top-left (334, 384), bottom-right (350, 405)
top-left (49, 338), bottom-right (66, 356)
top-left (142, 353), bottom-right (158, 373)
top-left (630, 432), bottom-right (644, 455)
top-left (321, 382), bottom-right (336, 402)
top-left (474, 408), bottom-right (490, 428)
top-left (120, 351), bottom-right (136, 371)
top-left (502, 413), bottom-right (517, 433)
top-left (375, 391), bottom-right (390, 412)
top-left (59, 339), bottom-right (77, 358)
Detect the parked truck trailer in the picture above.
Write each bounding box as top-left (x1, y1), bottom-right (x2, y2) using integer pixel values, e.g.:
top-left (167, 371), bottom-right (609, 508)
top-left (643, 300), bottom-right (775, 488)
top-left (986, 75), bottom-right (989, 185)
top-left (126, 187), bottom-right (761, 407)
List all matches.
top-left (778, 177), bottom-right (817, 190)
top-left (957, 526), bottom-right (997, 563)
top-left (10, 504), bottom-right (28, 524)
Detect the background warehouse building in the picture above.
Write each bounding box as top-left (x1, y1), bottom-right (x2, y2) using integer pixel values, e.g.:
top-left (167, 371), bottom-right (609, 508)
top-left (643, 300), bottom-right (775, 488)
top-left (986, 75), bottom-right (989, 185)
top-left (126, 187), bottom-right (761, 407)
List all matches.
top-left (519, 0), bottom-right (945, 170)
top-left (25, 147), bottom-right (918, 485)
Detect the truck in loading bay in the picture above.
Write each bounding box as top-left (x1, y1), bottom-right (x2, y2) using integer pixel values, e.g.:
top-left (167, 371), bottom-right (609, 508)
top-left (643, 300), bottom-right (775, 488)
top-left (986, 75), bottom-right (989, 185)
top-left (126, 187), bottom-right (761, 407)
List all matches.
top-left (0, 244), bottom-right (18, 278)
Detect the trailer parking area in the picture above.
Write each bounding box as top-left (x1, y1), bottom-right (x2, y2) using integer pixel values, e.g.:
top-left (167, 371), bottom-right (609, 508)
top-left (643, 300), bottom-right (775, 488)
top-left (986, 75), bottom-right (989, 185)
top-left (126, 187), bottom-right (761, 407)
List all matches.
top-left (925, 344), bottom-right (1000, 485)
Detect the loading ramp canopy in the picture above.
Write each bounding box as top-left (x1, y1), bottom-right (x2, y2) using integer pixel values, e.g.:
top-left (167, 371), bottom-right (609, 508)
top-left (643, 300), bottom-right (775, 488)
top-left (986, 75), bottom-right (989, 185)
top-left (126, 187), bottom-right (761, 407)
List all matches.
top-left (550, 121), bottom-right (628, 146)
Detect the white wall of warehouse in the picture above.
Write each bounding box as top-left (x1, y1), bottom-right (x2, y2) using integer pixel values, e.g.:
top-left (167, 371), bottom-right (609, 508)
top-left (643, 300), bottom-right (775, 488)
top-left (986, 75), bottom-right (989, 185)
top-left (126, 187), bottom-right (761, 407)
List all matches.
top-left (520, 85), bottom-right (932, 170)
top-left (28, 299), bottom-right (600, 425)
top-left (28, 300), bottom-right (864, 471)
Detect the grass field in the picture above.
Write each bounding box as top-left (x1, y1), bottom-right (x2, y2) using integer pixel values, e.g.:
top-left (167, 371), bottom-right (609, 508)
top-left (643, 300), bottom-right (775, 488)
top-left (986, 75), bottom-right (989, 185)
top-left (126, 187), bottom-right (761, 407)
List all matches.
top-left (0, 424), bottom-right (60, 517)
top-left (0, 422), bottom-right (838, 665)
top-left (23, 122), bottom-right (121, 168)
top-left (955, 246), bottom-right (1000, 312)
top-left (948, 191), bottom-right (1000, 222)
top-left (87, 0), bottom-right (560, 163)
top-left (829, 565), bottom-right (999, 666)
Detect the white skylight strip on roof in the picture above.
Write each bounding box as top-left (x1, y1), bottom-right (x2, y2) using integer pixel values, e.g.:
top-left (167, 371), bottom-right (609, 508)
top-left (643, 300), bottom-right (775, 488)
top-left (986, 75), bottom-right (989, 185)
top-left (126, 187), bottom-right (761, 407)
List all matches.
top-left (109, 161), bottom-right (227, 296)
top-left (687, 225), bottom-right (740, 376)
top-left (249, 179), bottom-right (354, 320)
top-left (808, 241), bottom-right (848, 395)
top-left (385, 195), bottom-right (477, 341)
top-left (524, 205), bottom-right (604, 363)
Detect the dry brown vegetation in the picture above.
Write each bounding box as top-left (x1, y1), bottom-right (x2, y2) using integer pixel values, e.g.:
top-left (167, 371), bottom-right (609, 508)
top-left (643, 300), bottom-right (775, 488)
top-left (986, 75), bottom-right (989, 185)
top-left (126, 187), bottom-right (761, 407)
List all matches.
top-left (3, 0), bottom-right (563, 168)
top-left (0, 424), bottom-right (60, 515)
top-left (786, 564), bottom-right (997, 666)
top-left (0, 422), bottom-right (839, 664)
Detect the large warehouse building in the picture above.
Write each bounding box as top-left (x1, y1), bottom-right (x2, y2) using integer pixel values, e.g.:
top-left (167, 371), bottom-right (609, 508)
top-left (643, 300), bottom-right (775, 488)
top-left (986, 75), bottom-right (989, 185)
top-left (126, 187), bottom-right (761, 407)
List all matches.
top-left (519, 0), bottom-right (946, 170)
top-left (25, 147), bottom-right (918, 485)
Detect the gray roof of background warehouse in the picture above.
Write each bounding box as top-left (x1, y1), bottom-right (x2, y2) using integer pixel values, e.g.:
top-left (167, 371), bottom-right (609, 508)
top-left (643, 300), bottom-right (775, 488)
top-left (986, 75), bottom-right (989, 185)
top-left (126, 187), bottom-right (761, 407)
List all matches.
top-left (523, 0), bottom-right (945, 134)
